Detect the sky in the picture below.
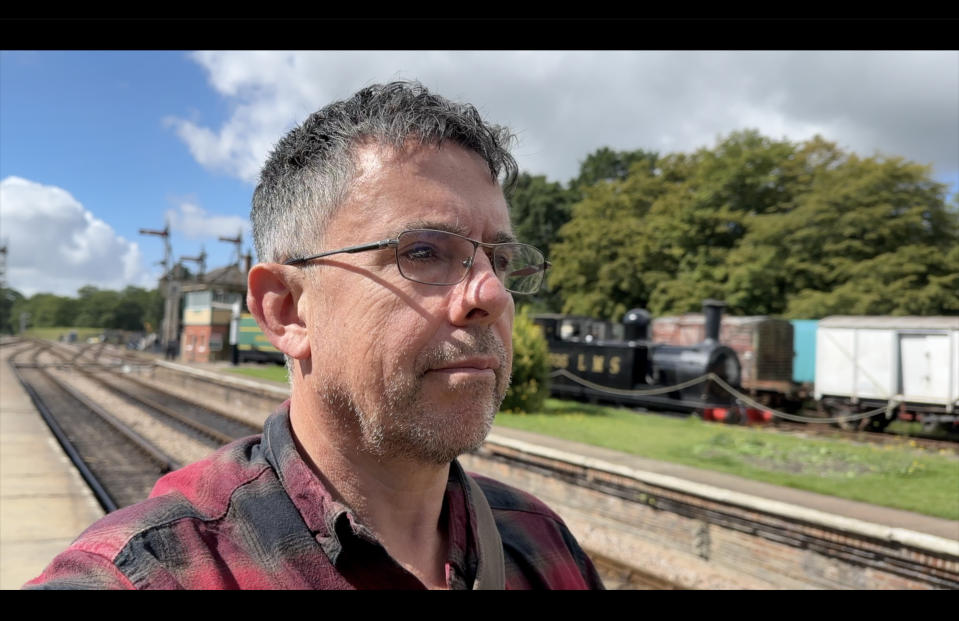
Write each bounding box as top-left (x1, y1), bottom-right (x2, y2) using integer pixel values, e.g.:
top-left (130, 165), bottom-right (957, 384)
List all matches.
top-left (1, 50), bottom-right (957, 297)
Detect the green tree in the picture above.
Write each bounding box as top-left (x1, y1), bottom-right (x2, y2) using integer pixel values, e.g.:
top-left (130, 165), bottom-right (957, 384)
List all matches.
top-left (115, 286), bottom-right (163, 331)
top-left (641, 131), bottom-right (799, 315)
top-left (21, 293), bottom-right (74, 327)
top-left (509, 172), bottom-right (573, 260)
top-left (5, 285), bottom-right (167, 333)
top-left (0, 287), bottom-right (25, 333)
top-left (75, 286), bottom-right (121, 327)
top-left (726, 145), bottom-right (957, 317)
top-left (549, 131), bottom-right (959, 320)
top-left (502, 306), bottom-right (549, 413)
top-left (550, 159), bottom-right (677, 320)
top-left (508, 172), bottom-right (574, 313)
top-left (570, 146), bottom-right (658, 192)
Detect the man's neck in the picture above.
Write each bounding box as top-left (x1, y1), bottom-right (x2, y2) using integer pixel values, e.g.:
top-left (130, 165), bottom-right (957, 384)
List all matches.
top-left (289, 397), bottom-right (452, 589)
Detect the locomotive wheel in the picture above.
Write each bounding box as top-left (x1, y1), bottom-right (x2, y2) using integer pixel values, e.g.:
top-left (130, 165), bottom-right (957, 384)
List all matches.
top-left (921, 419), bottom-right (939, 433)
top-left (920, 418), bottom-right (953, 434)
top-left (836, 417), bottom-right (867, 432)
top-left (723, 407), bottom-right (743, 425)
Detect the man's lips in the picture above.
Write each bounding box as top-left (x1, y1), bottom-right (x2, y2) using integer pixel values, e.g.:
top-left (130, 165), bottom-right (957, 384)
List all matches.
top-left (428, 357), bottom-right (500, 374)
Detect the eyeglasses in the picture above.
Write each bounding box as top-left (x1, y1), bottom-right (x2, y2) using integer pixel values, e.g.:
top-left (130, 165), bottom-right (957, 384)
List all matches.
top-left (283, 229), bottom-right (551, 295)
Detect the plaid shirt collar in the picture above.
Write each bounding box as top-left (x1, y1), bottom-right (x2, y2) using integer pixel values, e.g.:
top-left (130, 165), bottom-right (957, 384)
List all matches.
top-left (262, 404), bottom-right (480, 589)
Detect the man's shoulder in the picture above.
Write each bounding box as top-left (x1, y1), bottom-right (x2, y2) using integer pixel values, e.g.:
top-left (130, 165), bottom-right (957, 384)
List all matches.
top-left (468, 472), bottom-right (566, 523)
top-left (44, 434), bottom-right (269, 566)
top-left (148, 432), bottom-right (270, 509)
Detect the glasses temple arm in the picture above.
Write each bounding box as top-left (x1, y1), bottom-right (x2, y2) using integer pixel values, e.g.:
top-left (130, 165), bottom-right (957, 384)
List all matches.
top-left (284, 239), bottom-right (395, 266)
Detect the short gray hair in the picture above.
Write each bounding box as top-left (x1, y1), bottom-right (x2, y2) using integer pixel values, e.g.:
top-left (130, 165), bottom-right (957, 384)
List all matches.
top-left (251, 81), bottom-right (518, 264)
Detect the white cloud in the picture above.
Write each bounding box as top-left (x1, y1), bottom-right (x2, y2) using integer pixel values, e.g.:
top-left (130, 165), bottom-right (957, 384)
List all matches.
top-left (165, 200), bottom-right (249, 241)
top-left (0, 176), bottom-right (152, 296)
top-left (163, 51), bottom-right (324, 184)
top-left (167, 51), bottom-right (959, 190)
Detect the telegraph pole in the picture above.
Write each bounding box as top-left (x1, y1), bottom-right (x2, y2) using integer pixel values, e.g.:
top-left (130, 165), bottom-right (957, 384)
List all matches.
top-left (139, 221), bottom-right (178, 351)
top-left (218, 230), bottom-right (243, 266)
top-left (219, 231), bottom-right (247, 363)
top-left (138, 222), bottom-right (171, 275)
top-left (180, 247), bottom-right (207, 279)
top-left (0, 238), bottom-right (7, 291)
top-left (1, 239), bottom-right (12, 333)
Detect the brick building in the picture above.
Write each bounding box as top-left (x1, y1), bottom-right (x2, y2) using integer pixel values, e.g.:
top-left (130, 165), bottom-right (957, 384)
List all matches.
top-left (179, 264), bottom-right (247, 363)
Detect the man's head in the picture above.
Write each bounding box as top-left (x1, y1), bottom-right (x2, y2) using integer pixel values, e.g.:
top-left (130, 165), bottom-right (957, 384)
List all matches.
top-left (251, 81), bottom-right (518, 266)
top-left (248, 82), bottom-right (526, 465)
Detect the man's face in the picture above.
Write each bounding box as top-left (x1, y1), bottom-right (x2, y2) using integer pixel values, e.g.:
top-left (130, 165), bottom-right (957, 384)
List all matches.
top-left (299, 142), bottom-right (515, 465)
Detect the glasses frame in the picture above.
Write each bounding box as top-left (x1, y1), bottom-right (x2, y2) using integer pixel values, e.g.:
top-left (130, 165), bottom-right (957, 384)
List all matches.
top-left (283, 228), bottom-right (551, 295)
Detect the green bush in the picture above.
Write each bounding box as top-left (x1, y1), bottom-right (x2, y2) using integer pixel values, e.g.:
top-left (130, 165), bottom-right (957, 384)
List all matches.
top-left (501, 307), bottom-right (550, 413)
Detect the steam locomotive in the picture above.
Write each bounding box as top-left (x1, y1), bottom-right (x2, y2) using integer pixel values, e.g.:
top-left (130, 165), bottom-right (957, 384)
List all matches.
top-left (533, 300), bottom-right (764, 422)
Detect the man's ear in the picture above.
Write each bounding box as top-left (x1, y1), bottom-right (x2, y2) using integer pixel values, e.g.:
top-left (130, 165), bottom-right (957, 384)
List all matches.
top-left (246, 263), bottom-right (311, 360)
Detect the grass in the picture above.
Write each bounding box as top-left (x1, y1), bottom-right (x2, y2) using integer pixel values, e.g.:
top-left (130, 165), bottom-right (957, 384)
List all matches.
top-left (226, 364), bottom-right (288, 384)
top-left (496, 399), bottom-right (959, 521)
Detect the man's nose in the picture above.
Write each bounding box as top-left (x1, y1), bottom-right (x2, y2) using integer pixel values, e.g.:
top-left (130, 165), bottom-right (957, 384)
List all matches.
top-left (449, 249), bottom-right (512, 326)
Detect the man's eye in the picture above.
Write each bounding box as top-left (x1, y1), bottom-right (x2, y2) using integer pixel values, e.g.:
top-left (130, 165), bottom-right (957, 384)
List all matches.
top-left (492, 250), bottom-right (514, 273)
top-left (402, 244), bottom-right (441, 261)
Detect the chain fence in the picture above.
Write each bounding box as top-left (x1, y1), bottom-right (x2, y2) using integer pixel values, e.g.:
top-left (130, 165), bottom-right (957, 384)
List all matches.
top-left (549, 368), bottom-right (897, 425)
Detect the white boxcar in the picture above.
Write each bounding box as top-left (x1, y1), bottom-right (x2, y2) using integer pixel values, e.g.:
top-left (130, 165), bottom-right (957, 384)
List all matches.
top-left (815, 316), bottom-right (959, 420)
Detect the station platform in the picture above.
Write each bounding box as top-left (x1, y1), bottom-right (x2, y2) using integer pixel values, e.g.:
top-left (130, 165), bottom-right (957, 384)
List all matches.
top-left (0, 341), bottom-right (104, 589)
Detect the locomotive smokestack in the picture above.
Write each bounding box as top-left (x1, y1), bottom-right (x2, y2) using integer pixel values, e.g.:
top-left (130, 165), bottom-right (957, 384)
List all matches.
top-left (622, 308), bottom-right (651, 341)
top-left (703, 299), bottom-right (725, 343)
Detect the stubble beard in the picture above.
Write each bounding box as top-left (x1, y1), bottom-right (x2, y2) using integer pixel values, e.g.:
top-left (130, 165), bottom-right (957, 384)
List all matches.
top-left (319, 329), bottom-right (511, 465)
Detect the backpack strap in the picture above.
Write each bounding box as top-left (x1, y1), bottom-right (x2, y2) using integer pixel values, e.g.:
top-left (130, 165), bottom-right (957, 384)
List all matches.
top-left (464, 474), bottom-right (506, 590)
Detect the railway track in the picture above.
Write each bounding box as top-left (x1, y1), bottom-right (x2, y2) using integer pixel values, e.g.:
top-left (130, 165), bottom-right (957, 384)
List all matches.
top-left (90, 371), bottom-right (262, 443)
top-left (10, 346), bottom-right (178, 512)
top-left (42, 342), bottom-right (262, 442)
top-left (10, 341), bottom-right (264, 511)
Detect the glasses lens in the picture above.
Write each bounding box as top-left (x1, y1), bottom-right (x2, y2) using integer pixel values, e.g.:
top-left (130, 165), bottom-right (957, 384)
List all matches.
top-left (494, 244), bottom-right (547, 294)
top-left (395, 230), bottom-right (548, 294)
top-left (395, 230), bottom-right (474, 285)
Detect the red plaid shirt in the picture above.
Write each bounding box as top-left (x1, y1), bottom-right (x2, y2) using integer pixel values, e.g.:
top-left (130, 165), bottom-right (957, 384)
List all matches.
top-left (25, 406), bottom-right (604, 590)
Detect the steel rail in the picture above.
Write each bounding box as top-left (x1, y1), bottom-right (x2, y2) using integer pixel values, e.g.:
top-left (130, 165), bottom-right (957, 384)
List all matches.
top-left (44, 343), bottom-right (258, 445)
top-left (88, 372), bottom-right (241, 445)
top-left (10, 361), bottom-right (122, 513)
top-left (113, 370), bottom-right (263, 434)
top-left (36, 366), bottom-right (182, 473)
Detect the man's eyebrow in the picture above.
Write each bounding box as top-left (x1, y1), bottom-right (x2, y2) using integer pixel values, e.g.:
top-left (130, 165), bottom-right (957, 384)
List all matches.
top-left (491, 230), bottom-right (517, 244)
top-left (399, 220), bottom-right (469, 237)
